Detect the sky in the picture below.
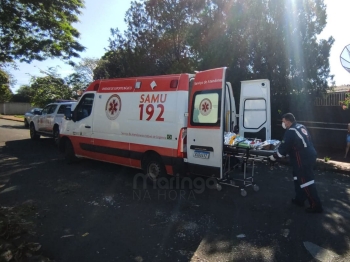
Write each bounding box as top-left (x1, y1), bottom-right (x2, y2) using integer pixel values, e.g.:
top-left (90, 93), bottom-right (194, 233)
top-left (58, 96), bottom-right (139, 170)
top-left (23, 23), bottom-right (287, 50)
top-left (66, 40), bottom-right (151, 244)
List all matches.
top-left (8, 0), bottom-right (132, 92)
top-left (7, 0), bottom-right (350, 93)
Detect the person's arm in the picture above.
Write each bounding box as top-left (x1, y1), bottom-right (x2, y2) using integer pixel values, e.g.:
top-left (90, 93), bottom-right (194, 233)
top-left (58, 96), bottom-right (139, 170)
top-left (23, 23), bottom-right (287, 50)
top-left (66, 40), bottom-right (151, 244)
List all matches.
top-left (270, 131), bottom-right (294, 161)
top-left (277, 131), bottom-right (294, 157)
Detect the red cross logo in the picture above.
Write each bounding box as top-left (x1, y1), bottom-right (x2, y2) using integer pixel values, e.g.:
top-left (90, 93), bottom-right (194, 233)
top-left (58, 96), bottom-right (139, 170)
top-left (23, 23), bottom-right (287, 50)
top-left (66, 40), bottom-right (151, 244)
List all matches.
top-left (202, 102), bottom-right (210, 113)
top-left (109, 99), bottom-right (118, 115)
top-left (199, 98), bottom-right (212, 116)
top-left (105, 94), bottom-right (122, 120)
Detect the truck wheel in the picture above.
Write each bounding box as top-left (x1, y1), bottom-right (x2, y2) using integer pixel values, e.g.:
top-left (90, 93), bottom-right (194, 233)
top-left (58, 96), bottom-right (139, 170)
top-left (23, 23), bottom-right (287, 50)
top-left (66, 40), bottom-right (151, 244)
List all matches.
top-left (142, 154), bottom-right (166, 183)
top-left (53, 126), bottom-right (60, 147)
top-left (30, 124), bottom-right (40, 140)
top-left (65, 139), bottom-right (77, 164)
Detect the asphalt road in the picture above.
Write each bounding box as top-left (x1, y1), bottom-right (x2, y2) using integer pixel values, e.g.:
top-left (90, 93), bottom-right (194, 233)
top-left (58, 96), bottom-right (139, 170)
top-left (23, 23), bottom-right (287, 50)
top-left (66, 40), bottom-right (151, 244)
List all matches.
top-left (0, 118), bottom-right (350, 262)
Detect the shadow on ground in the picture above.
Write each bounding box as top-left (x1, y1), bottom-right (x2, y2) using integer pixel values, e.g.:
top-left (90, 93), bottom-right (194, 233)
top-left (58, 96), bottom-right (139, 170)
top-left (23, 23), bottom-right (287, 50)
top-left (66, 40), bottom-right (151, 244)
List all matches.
top-left (0, 138), bottom-right (350, 261)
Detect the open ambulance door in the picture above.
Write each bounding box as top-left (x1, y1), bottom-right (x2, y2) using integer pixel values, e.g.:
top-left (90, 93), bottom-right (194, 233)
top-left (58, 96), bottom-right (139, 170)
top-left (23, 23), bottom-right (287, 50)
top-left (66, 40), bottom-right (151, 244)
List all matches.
top-left (186, 67), bottom-right (226, 179)
top-left (238, 79), bottom-right (271, 140)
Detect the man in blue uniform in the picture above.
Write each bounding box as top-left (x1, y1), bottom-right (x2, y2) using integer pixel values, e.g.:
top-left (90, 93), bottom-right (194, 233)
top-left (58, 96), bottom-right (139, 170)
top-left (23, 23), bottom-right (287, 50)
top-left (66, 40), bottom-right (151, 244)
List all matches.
top-left (270, 113), bottom-right (323, 213)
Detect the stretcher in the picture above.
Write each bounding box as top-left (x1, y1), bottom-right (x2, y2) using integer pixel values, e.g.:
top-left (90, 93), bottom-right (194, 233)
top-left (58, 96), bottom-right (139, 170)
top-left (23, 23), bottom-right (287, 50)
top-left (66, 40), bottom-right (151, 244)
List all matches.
top-left (218, 142), bottom-right (280, 196)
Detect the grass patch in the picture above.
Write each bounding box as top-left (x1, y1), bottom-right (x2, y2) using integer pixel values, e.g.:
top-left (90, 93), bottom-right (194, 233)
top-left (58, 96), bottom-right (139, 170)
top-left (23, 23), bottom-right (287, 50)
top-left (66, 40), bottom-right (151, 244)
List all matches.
top-left (14, 115), bottom-right (24, 119)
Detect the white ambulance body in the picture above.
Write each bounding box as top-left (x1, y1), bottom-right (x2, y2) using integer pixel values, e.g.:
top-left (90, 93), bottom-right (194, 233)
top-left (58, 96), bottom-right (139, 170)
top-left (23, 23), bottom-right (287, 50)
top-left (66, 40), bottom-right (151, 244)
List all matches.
top-left (60, 67), bottom-right (270, 180)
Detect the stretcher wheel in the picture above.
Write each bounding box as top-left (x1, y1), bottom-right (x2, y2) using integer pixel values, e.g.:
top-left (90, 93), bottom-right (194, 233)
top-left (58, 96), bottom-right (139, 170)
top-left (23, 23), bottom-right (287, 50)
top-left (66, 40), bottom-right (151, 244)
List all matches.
top-left (253, 185), bottom-right (259, 192)
top-left (216, 183), bottom-right (222, 191)
top-left (241, 189), bottom-right (247, 197)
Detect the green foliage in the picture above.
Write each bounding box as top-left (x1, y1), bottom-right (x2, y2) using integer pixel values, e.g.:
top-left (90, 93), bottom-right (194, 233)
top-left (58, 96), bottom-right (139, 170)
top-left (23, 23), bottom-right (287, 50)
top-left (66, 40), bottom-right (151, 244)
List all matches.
top-left (66, 57), bottom-right (99, 98)
top-left (73, 57), bottom-right (99, 84)
top-left (29, 71), bottom-right (73, 107)
top-left (340, 93), bottom-right (350, 110)
top-left (98, 0), bottom-right (333, 107)
top-left (0, 69), bottom-right (12, 102)
top-left (0, 0), bottom-right (85, 64)
top-left (95, 0), bottom-right (200, 79)
top-left (65, 73), bottom-right (87, 99)
top-left (12, 85), bottom-right (32, 102)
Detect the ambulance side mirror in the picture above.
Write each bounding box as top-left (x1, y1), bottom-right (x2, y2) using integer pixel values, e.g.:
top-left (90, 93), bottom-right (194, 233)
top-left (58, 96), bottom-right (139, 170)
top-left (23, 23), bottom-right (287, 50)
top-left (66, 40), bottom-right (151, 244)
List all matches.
top-left (64, 107), bottom-right (73, 121)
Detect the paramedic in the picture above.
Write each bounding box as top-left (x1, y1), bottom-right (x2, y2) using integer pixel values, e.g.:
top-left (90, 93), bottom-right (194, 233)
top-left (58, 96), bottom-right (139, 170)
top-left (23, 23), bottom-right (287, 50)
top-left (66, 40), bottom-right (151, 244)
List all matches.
top-left (269, 113), bottom-right (323, 213)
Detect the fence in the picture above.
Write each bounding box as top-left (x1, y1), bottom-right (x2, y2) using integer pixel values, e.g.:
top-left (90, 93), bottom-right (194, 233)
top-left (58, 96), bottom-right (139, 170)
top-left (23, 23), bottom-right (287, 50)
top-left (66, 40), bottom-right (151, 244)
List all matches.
top-left (314, 92), bottom-right (348, 106)
top-left (272, 119), bottom-right (347, 150)
top-left (0, 102), bottom-right (33, 115)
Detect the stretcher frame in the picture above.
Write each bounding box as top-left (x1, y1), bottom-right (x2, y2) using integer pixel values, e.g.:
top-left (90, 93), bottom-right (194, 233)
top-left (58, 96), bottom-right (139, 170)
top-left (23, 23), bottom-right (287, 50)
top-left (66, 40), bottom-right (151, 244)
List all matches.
top-left (218, 144), bottom-right (279, 196)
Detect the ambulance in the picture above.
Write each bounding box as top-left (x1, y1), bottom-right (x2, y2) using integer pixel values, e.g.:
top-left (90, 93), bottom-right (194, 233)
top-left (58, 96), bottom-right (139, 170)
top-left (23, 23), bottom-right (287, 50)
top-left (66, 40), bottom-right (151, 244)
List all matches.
top-left (59, 67), bottom-right (271, 182)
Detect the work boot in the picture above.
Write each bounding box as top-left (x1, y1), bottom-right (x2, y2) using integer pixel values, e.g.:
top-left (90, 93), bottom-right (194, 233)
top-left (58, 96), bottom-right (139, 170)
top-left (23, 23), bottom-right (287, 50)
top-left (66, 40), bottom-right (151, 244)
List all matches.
top-left (305, 206), bottom-right (323, 213)
top-left (291, 198), bottom-right (304, 207)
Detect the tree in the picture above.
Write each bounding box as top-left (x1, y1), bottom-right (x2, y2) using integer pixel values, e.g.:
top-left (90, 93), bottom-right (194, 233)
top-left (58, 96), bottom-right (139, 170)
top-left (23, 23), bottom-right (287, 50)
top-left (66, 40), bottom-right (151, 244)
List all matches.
top-left (65, 73), bottom-right (87, 99)
top-left (72, 57), bottom-right (99, 86)
top-left (0, 0), bottom-right (85, 64)
top-left (64, 57), bottom-right (99, 99)
top-left (102, 0), bottom-right (333, 115)
top-left (30, 76), bottom-right (73, 107)
top-left (11, 85), bottom-right (32, 102)
top-left (97, 0), bottom-right (200, 79)
top-left (0, 69), bottom-right (12, 102)
top-left (28, 68), bottom-right (73, 107)
top-left (93, 50), bottom-right (127, 80)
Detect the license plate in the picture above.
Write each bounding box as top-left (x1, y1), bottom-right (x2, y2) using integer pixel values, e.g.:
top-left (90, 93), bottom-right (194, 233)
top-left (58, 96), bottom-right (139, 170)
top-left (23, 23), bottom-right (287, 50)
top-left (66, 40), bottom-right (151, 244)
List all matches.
top-left (193, 150), bottom-right (210, 159)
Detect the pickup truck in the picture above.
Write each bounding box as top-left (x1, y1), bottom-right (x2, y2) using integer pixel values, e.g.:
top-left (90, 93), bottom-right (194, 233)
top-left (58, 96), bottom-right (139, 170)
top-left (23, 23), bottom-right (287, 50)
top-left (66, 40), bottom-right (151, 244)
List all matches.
top-left (29, 101), bottom-right (77, 145)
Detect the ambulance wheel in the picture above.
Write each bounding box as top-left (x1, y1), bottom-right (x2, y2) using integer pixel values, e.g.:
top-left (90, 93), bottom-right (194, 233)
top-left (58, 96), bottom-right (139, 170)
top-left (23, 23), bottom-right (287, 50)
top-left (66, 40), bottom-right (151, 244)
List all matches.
top-left (241, 189), bottom-right (247, 197)
top-left (216, 183), bottom-right (222, 191)
top-left (253, 184), bottom-right (259, 192)
top-left (30, 123), bottom-right (40, 140)
top-left (142, 154), bottom-right (166, 183)
top-left (65, 139), bottom-right (77, 164)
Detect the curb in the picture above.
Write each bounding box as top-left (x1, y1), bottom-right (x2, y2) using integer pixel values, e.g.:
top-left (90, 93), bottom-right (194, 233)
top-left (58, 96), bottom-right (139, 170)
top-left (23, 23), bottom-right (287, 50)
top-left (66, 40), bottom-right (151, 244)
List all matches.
top-left (315, 159), bottom-right (350, 175)
top-left (0, 116), bottom-right (24, 122)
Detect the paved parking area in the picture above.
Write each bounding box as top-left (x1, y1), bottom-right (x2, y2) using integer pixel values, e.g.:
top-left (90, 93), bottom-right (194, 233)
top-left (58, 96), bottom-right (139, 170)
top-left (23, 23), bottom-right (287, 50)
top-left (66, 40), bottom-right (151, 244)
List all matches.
top-left (1, 118), bottom-right (350, 262)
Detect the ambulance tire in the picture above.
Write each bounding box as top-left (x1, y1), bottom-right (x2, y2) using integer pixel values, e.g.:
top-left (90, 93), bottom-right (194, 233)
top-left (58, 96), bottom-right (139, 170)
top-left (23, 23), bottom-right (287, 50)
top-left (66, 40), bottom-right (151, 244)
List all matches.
top-left (142, 154), bottom-right (167, 183)
top-left (65, 139), bottom-right (77, 164)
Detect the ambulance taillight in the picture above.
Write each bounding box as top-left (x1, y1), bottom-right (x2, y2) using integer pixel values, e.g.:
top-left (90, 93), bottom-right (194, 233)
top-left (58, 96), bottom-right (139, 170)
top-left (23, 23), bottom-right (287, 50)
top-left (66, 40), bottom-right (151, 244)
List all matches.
top-left (177, 128), bottom-right (187, 158)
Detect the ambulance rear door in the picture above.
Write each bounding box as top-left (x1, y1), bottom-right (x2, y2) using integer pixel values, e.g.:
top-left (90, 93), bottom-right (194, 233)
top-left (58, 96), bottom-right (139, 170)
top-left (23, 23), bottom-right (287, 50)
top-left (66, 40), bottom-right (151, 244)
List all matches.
top-left (186, 67), bottom-right (226, 178)
top-left (239, 79), bottom-right (271, 140)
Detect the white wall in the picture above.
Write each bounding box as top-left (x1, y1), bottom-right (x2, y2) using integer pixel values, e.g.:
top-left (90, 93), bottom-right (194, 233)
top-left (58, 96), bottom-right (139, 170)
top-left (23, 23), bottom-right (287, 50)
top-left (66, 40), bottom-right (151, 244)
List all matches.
top-left (0, 102), bottom-right (33, 115)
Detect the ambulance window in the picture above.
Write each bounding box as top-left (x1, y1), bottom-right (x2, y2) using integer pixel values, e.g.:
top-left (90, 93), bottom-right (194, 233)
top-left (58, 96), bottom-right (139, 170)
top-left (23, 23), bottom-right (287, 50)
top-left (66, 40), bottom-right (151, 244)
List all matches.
top-left (243, 99), bottom-right (267, 128)
top-left (74, 93), bottom-right (95, 121)
top-left (191, 90), bottom-right (221, 126)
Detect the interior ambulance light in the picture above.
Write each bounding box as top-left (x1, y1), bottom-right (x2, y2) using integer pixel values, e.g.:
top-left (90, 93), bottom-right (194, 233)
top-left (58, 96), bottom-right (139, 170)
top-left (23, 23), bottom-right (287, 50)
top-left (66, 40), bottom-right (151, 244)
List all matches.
top-left (170, 80), bottom-right (178, 88)
top-left (135, 82), bottom-right (142, 89)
